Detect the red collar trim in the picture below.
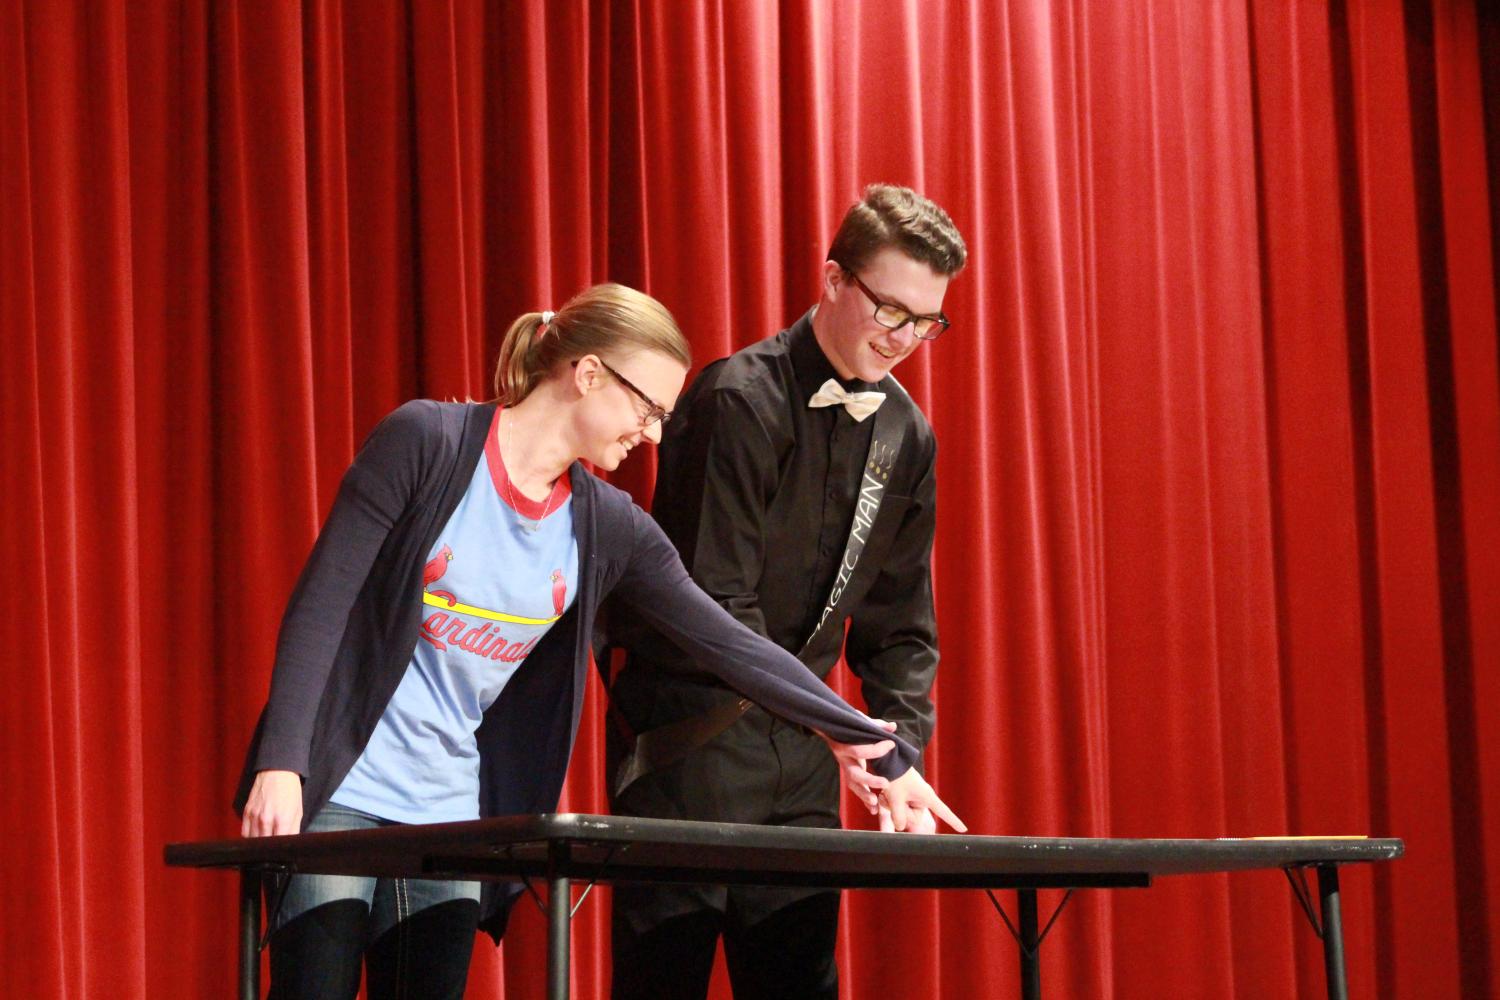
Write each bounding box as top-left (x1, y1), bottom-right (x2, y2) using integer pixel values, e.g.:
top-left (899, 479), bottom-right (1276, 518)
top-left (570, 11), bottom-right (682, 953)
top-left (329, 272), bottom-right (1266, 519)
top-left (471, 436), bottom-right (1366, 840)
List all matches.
top-left (485, 408), bottom-right (573, 520)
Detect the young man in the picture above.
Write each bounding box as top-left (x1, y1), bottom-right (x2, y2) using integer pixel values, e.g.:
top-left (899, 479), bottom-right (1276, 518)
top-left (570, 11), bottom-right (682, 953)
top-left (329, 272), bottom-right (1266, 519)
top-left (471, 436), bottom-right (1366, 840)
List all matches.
top-left (606, 184), bottom-right (967, 999)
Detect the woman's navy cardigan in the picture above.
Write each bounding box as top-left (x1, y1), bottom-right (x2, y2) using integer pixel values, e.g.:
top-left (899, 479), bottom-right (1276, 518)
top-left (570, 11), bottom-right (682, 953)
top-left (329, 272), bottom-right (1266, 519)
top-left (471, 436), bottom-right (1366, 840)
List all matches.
top-left (233, 400), bottom-right (918, 936)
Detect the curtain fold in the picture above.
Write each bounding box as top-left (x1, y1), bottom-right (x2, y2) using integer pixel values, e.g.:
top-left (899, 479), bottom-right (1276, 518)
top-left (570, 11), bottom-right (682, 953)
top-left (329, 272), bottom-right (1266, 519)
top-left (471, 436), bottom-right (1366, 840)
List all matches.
top-left (2, 1), bottom-right (1495, 997)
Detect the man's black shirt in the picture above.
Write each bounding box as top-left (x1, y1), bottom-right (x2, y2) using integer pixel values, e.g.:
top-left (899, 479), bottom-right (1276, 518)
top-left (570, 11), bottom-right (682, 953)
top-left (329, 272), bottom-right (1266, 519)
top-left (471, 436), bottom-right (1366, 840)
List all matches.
top-left (609, 309), bottom-right (940, 761)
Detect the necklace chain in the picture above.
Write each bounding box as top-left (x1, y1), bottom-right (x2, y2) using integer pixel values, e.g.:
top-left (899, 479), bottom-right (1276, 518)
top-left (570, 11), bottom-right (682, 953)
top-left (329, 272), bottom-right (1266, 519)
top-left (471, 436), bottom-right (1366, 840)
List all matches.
top-left (504, 412), bottom-right (558, 531)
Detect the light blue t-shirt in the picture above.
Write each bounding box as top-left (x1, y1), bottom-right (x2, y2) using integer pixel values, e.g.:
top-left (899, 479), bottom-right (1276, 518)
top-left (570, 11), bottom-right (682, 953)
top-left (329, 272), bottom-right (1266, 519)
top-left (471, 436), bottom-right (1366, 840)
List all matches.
top-left (331, 410), bottom-right (579, 823)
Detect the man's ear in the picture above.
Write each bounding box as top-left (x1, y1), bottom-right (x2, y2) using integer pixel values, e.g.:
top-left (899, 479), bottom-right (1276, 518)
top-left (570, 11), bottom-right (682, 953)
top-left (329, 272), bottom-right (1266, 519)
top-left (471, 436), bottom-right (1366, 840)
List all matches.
top-left (820, 259), bottom-right (845, 301)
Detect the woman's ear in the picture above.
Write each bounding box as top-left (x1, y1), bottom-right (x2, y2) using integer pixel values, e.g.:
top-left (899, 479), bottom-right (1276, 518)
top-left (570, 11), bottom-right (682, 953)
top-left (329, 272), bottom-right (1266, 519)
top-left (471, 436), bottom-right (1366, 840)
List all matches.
top-left (571, 355), bottom-right (602, 396)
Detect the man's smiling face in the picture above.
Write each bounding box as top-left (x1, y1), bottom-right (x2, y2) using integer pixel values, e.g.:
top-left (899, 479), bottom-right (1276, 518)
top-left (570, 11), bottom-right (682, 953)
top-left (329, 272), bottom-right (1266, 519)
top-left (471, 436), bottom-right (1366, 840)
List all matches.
top-left (815, 247), bottom-right (951, 383)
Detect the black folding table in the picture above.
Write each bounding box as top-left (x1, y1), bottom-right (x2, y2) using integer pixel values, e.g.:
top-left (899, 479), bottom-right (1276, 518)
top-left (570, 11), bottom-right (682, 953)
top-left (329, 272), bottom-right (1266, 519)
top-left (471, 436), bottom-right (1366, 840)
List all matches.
top-left (165, 813), bottom-right (1402, 1000)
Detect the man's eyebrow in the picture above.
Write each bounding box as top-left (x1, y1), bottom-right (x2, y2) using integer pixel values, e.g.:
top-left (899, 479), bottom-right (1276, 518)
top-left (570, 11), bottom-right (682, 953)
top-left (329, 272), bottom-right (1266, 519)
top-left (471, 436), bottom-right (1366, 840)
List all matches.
top-left (888, 292), bottom-right (941, 318)
top-left (868, 281), bottom-right (920, 316)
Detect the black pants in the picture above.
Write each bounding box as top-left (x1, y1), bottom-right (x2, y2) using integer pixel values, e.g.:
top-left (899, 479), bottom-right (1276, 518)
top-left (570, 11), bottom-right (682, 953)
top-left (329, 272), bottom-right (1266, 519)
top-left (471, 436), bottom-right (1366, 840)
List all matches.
top-left (265, 804), bottom-right (481, 1000)
top-left (609, 710), bottom-right (844, 999)
top-left (611, 889), bottom-right (841, 1000)
top-left (269, 895), bottom-right (480, 1000)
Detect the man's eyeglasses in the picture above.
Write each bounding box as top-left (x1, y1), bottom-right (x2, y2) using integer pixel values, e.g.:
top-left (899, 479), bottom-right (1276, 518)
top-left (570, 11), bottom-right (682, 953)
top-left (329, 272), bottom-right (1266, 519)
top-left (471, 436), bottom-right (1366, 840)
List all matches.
top-left (839, 266), bottom-right (951, 341)
top-left (593, 359), bottom-right (673, 427)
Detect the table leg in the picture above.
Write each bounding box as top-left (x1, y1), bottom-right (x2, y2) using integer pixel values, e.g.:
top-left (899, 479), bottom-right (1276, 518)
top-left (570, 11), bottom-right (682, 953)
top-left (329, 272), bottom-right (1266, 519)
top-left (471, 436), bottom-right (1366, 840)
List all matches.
top-left (1019, 888), bottom-right (1041, 1000)
top-left (548, 843), bottom-right (571, 1000)
top-left (1318, 865), bottom-right (1347, 1000)
top-left (239, 868), bottom-right (260, 1000)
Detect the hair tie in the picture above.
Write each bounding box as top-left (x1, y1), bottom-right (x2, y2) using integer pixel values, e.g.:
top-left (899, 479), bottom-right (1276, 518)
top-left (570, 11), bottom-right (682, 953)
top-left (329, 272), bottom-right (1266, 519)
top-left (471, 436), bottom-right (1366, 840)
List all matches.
top-left (540, 310), bottom-right (556, 327)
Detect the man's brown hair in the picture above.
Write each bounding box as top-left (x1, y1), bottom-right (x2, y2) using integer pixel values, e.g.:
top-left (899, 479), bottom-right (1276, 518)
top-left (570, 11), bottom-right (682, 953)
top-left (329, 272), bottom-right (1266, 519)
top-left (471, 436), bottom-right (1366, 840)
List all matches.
top-left (826, 183), bottom-right (967, 276)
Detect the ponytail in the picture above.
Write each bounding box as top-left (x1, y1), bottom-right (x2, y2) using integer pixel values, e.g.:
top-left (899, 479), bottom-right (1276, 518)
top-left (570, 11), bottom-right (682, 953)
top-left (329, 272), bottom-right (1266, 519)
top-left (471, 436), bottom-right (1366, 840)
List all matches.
top-left (491, 284), bottom-right (690, 405)
top-left (493, 312), bottom-right (552, 406)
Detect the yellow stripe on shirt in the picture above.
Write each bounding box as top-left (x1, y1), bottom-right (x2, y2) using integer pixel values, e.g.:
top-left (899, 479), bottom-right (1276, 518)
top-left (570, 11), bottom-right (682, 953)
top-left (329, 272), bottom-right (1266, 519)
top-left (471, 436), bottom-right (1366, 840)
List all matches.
top-left (422, 590), bottom-right (560, 625)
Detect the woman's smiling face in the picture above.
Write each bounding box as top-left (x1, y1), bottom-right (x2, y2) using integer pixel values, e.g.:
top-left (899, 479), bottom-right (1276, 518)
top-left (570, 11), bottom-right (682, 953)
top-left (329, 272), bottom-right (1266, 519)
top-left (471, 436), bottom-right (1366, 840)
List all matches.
top-left (571, 350), bottom-right (687, 470)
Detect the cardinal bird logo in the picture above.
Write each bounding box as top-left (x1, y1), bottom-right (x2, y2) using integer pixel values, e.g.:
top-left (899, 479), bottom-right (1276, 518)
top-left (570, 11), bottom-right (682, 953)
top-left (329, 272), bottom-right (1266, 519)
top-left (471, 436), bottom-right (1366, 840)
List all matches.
top-left (416, 545), bottom-right (564, 657)
top-left (423, 544), bottom-right (458, 607)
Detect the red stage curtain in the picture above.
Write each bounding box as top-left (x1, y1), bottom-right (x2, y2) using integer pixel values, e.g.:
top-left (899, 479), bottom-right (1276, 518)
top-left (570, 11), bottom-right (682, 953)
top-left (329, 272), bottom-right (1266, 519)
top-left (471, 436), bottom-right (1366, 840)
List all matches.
top-left (2, 2), bottom-right (1496, 997)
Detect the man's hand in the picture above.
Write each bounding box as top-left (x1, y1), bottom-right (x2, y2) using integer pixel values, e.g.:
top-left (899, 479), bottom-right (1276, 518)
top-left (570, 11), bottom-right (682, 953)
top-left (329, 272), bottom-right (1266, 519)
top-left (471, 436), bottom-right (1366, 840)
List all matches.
top-left (240, 769), bottom-right (303, 837)
top-left (815, 720), bottom-right (897, 815)
top-left (878, 767), bottom-right (965, 833)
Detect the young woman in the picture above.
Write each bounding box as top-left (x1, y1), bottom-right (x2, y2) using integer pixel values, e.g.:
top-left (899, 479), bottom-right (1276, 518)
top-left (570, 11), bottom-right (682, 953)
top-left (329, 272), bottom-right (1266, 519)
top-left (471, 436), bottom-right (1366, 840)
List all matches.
top-left (235, 283), bottom-right (961, 999)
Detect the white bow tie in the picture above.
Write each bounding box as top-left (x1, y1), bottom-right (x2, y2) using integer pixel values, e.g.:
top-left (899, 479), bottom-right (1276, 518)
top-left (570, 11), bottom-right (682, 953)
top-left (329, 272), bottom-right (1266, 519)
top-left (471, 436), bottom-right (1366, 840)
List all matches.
top-left (808, 379), bottom-right (886, 422)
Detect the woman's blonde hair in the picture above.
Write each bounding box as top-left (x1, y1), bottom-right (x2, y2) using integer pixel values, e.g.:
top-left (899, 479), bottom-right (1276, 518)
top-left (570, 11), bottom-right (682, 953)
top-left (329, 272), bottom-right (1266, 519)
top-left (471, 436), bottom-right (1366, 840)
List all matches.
top-left (493, 283), bottom-right (691, 406)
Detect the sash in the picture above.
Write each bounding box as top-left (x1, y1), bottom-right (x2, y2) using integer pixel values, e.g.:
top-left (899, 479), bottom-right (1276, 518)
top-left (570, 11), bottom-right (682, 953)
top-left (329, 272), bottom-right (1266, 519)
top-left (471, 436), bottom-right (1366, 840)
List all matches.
top-left (800, 403), bottom-right (906, 656)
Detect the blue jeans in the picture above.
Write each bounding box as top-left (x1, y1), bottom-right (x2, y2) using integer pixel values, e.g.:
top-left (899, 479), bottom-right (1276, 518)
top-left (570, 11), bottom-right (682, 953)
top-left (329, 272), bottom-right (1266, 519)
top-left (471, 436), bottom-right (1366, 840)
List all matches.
top-left (267, 803), bottom-right (481, 1000)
